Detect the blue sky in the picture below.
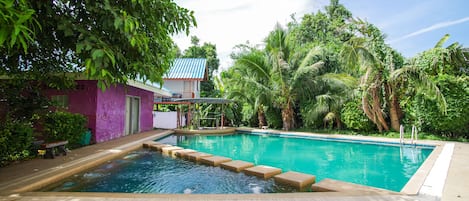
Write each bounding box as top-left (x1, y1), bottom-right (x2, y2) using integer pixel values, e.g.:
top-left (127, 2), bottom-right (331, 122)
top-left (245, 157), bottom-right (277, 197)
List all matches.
top-left (173, 0), bottom-right (469, 71)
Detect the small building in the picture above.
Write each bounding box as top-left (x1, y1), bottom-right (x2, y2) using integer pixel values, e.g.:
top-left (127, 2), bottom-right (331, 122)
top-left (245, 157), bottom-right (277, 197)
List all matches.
top-left (162, 58), bottom-right (208, 98)
top-left (45, 79), bottom-right (171, 143)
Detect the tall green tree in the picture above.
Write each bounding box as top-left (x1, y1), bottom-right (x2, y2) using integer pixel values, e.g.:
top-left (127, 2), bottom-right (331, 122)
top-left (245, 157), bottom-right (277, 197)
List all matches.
top-left (342, 20), bottom-right (405, 132)
top-left (225, 47), bottom-right (272, 128)
top-left (1, 0), bottom-right (196, 89)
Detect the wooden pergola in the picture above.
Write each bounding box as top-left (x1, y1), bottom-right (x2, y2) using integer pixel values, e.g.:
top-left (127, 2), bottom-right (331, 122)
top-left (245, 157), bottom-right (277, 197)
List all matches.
top-left (154, 98), bottom-right (233, 129)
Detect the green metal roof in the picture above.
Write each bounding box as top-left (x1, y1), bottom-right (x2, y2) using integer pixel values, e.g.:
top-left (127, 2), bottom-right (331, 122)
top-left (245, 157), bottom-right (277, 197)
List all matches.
top-left (164, 58), bottom-right (207, 80)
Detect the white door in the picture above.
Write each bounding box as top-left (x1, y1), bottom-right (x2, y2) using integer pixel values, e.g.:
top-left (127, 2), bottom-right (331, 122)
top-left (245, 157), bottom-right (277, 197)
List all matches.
top-left (125, 96), bottom-right (140, 135)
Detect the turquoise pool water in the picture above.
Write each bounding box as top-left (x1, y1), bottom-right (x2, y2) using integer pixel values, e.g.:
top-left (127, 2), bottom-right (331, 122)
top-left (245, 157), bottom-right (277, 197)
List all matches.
top-left (158, 132), bottom-right (434, 191)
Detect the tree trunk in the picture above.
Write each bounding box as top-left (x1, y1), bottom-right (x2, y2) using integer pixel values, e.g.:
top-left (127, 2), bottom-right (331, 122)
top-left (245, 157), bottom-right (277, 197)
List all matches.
top-left (257, 105), bottom-right (267, 128)
top-left (362, 93), bottom-right (383, 132)
top-left (281, 103), bottom-right (294, 131)
top-left (371, 86), bottom-right (389, 131)
top-left (385, 84), bottom-right (401, 131)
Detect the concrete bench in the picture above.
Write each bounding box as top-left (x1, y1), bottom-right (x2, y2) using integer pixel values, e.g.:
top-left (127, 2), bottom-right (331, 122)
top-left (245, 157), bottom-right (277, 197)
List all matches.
top-left (40, 141), bottom-right (68, 159)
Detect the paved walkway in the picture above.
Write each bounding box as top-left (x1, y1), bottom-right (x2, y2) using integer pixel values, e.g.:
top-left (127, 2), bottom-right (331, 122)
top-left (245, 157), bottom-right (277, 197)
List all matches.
top-left (0, 129), bottom-right (467, 201)
top-left (442, 142), bottom-right (469, 201)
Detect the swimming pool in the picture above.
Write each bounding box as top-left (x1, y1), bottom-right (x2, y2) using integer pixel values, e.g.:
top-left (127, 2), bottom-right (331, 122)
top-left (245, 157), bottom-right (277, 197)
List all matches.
top-left (157, 132), bottom-right (434, 192)
top-left (43, 149), bottom-right (296, 194)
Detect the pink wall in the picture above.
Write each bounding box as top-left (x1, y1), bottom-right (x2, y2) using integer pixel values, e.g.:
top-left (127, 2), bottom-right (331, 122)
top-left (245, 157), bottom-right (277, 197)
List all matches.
top-left (46, 80), bottom-right (98, 141)
top-left (46, 80), bottom-right (154, 144)
top-left (95, 83), bottom-right (154, 143)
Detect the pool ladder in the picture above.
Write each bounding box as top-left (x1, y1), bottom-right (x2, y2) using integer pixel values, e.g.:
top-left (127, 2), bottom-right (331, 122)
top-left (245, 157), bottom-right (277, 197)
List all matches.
top-left (399, 125), bottom-right (418, 145)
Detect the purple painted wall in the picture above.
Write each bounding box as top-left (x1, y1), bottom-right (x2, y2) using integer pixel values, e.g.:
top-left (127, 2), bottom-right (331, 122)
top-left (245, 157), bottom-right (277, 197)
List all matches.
top-left (46, 80), bottom-right (98, 142)
top-left (94, 84), bottom-right (153, 143)
top-left (46, 80), bottom-right (154, 144)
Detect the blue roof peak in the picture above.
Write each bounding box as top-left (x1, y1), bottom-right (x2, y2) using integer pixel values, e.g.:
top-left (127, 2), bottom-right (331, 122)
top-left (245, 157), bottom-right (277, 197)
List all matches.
top-left (163, 58), bottom-right (207, 80)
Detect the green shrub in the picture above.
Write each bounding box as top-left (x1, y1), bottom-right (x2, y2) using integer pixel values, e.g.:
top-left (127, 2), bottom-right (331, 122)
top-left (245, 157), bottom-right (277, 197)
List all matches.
top-left (43, 111), bottom-right (87, 148)
top-left (414, 75), bottom-right (469, 138)
top-left (265, 107), bottom-right (283, 129)
top-left (341, 100), bottom-right (375, 132)
top-left (0, 119), bottom-right (34, 166)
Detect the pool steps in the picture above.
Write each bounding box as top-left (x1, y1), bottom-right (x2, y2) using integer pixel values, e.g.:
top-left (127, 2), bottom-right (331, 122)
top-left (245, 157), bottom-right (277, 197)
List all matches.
top-left (244, 165), bottom-right (282, 179)
top-left (171, 149), bottom-right (196, 158)
top-left (161, 146), bottom-right (183, 155)
top-left (274, 171), bottom-right (316, 191)
top-left (220, 160), bottom-right (254, 172)
top-left (200, 156), bottom-right (232, 166)
top-left (143, 142), bottom-right (317, 191)
top-left (186, 152), bottom-right (213, 162)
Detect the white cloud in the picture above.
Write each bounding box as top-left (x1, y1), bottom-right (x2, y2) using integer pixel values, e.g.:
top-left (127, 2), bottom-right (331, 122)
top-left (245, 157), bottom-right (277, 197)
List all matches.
top-left (173, 0), bottom-right (325, 71)
top-left (389, 16), bottom-right (469, 44)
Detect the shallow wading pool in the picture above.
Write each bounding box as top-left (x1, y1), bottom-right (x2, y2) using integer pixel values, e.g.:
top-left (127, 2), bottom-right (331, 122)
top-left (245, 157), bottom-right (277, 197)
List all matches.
top-left (43, 149), bottom-right (296, 194)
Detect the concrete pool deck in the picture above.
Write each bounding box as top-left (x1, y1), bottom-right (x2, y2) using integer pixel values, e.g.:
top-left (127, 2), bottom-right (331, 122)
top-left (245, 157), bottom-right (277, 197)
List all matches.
top-left (0, 129), bottom-right (467, 201)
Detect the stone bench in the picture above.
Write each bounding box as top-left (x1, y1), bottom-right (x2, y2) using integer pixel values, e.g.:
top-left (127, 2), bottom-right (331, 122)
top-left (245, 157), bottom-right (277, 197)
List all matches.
top-left (273, 171), bottom-right (316, 191)
top-left (40, 141), bottom-right (68, 159)
top-left (244, 165), bottom-right (282, 179)
top-left (200, 156), bottom-right (232, 166)
top-left (220, 160), bottom-right (254, 172)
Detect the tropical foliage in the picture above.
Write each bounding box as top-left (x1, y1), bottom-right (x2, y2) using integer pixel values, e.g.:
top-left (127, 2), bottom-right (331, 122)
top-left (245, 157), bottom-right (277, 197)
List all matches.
top-left (0, 0), bottom-right (196, 164)
top-left (1, 0), bottom-right (196, 89)
top-left (221, 0), bottom-right (468, 138)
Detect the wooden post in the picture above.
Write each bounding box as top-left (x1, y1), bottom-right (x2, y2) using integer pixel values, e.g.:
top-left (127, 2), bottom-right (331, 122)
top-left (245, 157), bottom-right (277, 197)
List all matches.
top-left (176, 106), bottom-right (180, 128)
top-left (188, 103), bottom-right (192, 129)
top-left (221, 104), bottom-right (224, 129)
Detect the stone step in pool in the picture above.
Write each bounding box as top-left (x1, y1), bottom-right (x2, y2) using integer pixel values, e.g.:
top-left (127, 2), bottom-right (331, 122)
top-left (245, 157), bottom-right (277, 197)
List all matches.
top-left (244, 165), bottom-right (282, 179)
top-left (142, 141), bottom-right (161, 148)
top-left (143, 142), bottom-right (316, 191)
top-left (186, 152), bottom-right (213, 162)
top-left (171, 149), bottom-right (197, 158)
top-left (200, 156), bottom-right (232, 166)
top-left (149, 143), bottom-right (172, 151)
top-left (161, 146), bottom-right (183, 155)
top-left (273, 171), bottom-right (316, 191)
top-left (220, 160), bottom-right (254, 172)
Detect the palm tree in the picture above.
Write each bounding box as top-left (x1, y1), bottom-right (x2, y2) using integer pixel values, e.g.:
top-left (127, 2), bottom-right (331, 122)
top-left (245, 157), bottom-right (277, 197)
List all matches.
top-left (224, 49), bottom-right (272, 128)
top-left (342, 21), bottom-right (455, 132)
top-left (341, 20), bottom-right (402, 132)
